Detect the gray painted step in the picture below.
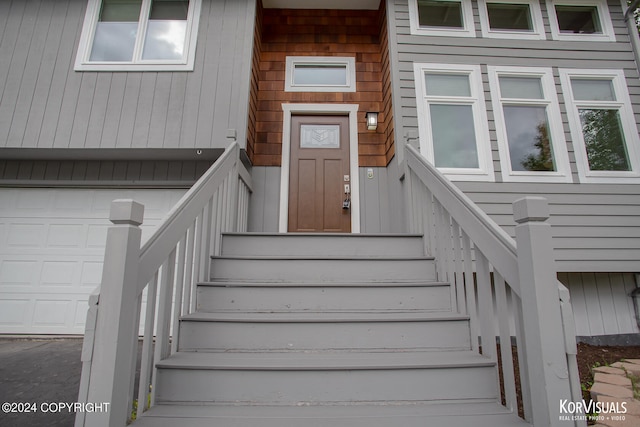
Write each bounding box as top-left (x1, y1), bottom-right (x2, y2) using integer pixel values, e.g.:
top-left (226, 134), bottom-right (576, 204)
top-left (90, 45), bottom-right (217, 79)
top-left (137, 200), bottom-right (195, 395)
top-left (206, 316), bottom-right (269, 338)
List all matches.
top-left (209, 257), bottom-right (437, 282)
top-left (154, 351), bottom-right (498, 405)
top-left (195, 281), bottom-right (452, 313)
top-left (178, 312), bottom-right (471, 352)
top-left (133, 402), bottom-right (530, 427)
top-left (221, 233), bottom-right (426, 257)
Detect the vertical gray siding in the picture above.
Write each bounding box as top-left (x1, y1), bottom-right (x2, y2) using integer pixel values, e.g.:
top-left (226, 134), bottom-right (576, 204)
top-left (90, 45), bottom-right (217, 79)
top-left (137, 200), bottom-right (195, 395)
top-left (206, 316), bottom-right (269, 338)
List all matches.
top-left (389, 0), bottom-right (640, 271)
top-left (0, 0), bottom-right (255, 152)
top-left (248, 166), bottom-right (281, 233)
top-left (559, 272), bottom-right (639, 337)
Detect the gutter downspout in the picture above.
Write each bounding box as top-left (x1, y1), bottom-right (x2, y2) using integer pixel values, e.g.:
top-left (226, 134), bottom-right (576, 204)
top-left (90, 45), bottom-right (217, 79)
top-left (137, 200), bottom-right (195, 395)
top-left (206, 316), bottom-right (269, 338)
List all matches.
top-left (623, 0), bottom-right (640, 72)
top-left (632, 274), bottom-right (640, 331)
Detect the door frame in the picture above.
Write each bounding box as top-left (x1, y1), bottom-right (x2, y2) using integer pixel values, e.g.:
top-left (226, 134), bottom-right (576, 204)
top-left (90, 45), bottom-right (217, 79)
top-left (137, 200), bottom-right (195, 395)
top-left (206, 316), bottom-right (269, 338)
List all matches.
top-left (279, 103), bottom-right (360, 233)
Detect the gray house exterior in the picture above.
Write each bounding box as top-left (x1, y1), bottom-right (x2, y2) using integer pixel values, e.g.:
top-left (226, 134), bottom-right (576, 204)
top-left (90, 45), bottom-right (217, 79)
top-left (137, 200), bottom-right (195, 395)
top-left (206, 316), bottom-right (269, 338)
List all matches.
top-left (2, 0), bottom-right (639, 425)
top-left (2, 0), bottom-right (636, 341)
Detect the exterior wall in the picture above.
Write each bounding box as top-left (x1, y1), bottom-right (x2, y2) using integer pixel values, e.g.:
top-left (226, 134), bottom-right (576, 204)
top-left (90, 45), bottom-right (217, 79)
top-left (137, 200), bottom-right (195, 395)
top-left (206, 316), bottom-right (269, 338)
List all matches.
top-left (0, 159), bottom-right (212, 186)
top-left (248, 162), bottom-right (406, 233)
top-left (559, 272), bottom-right (639, 337)
top-left (389, 0), bottom-right (640, 271)
top-left (0, 0), bottom-right (255, 153)
top-left (248, 4), bottom-right (395, 167)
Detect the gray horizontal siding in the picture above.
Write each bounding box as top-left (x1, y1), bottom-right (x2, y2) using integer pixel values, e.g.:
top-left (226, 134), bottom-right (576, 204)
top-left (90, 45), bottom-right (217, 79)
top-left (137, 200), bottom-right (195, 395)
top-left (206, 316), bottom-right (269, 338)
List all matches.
top-left (0, 0), bottom-right (255, 152)
top-left (390, 0), bottom-right (640, 271)
top-left (456, 181), bottom-right (640, 271)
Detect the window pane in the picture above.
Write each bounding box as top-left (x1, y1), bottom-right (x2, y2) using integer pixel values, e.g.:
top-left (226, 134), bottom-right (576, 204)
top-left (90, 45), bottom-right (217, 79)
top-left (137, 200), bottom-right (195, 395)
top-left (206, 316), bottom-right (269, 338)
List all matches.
top-left (91, 0), bottom-right (141, 61)
top-left (487, 3), bottom-right (533, 31)
top-left (418, 0), bottom-right (464, 28)
top-left (425, 73), bottom-right (471, 96)
top-left (503, 105), bottom-right (556, 171)
top-left (100, 0), bottom-right (142, 22)
top-left (293, 65), bottom-right (348, 86)
top-left (499, 76), bottom-right (543, 99)
top-left (579, 109), bottom-right (630, 171)
top-left (149, 0), bottom-right (189, 20)
top-left (571, 78), bottom-right (615, 101)
top-left (555, 5), bottom-right (601, 34)
top-left (142, 0), bottom-right (189, 60)
top-left (430, 104), bottom-right (480, 168)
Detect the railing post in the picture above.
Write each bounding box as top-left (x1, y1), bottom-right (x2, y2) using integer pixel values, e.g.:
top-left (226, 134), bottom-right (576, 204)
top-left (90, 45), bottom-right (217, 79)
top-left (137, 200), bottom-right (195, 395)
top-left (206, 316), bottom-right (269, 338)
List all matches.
top-left (513, 197), bottom-right (572, 427)
top-left (84, 200), bottom-right (144, 427)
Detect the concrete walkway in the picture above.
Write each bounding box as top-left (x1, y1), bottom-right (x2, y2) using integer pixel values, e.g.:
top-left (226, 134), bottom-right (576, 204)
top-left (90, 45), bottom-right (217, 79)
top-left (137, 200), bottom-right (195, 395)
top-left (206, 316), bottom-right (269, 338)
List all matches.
top-left (0, 338), bottom-right (83, 427)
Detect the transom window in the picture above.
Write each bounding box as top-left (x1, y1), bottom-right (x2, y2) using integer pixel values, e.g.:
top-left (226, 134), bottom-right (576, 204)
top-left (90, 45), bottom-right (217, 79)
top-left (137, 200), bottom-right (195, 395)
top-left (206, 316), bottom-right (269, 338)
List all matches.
top-left (488, 67), bottom-right (571, 182)
top-left (413, 64), bottom-right (494, 181)
top-left (409, 0), bottom-right (475, 37)
top-left (560, 69), bottom-right (640, 183)
top-left (75, 0), bottom-right (201, 71)
top-left (285, 57), bottom-right (356, 92)
top-left (479, 0), bottom-right (546, 39)
top-left (546, 0), bottom-right (615, 41)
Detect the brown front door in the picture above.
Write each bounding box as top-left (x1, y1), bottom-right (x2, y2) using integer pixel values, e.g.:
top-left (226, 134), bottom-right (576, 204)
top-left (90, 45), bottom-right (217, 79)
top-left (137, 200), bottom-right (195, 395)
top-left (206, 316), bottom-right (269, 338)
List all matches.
top-left (288, 115), bottom-right (351, 233)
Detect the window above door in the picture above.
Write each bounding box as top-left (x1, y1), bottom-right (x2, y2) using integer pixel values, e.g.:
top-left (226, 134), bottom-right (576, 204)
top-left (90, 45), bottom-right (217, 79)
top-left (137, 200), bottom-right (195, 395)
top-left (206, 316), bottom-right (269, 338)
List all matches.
top-left (75, 0), bottom-right (202, 71)
top-left (285, 57), bottom-right (357, 92)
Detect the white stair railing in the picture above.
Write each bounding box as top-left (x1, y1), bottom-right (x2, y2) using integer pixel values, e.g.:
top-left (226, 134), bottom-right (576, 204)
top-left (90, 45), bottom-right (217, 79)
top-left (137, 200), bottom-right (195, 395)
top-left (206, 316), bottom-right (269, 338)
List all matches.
top-left (75, 142), bottom-right (252, 427)
top-left (404, 144), bottom-right (583, 427)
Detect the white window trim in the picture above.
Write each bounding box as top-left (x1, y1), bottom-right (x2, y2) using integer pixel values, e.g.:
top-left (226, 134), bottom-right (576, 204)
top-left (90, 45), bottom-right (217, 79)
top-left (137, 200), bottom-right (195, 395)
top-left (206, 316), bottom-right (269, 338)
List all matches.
top-left (285, 57), bottom-right (356, 92)
top-left (409, 0), bottom-right (476, 38)
top-left (413, 63), bottom-right (494, 181)
top-left (278, 104), bottom-right (360, 233)
top-left (559, 69), bottom-right (640, 183)
top-left (478, 0), bottom-right (546, 40)
top-left (75, 0), bottom-right (201, 71)
top-left (546, 0), bottom-right (615, 42)
top-left (488, 66), bottom-right (572, 183)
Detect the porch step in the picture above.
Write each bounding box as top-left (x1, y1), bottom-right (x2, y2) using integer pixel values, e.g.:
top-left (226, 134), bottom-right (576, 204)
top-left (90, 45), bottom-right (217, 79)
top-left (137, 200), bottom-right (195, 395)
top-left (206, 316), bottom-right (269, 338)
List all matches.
top-left (220, 232), bottom-right (426, 257)
top-left (133, 402), bottom-right (530, 427)
top-left (209, 257), bottom-right (437, 282)
top-left (141, 233), bottom-right (522, 426)
top-left (178, 312), bottom-right (471, 352)
top-left (195, 281), bottom-right (453, 313)
top-left (154, 350), bottom-right (498, 404)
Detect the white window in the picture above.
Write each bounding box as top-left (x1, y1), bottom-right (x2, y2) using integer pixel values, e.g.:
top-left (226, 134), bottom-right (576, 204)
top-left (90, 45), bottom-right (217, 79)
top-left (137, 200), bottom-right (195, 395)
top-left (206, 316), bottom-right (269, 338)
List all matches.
top-left (546, 0), bottom-right (615, 42)
top-left (488, 66), bottom-right (572, 182)
top-left (560, 69), bottom-right (640, 183)
top-left (285, 57), bottom-right (356, 92)
top-left (409, 0), bottom-right (475, 37)
top-left (478, 0), bottom-right (545, 39)
top-left (75, 0), bottom-right (201, 71)
top-left (414, 64), bottom-right (494, 181)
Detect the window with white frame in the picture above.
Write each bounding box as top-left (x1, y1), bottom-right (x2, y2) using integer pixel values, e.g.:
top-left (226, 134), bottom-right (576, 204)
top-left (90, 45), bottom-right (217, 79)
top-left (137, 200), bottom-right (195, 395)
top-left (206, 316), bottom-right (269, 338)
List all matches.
top-left (560, 69), bottom-right (640, 183)
top-left (285, 57), bottom-right (356, 92)
top-left (75, 0), bottom-right (201, 71)
top-left (488, 67), bottom-right (572, 182)
top-left (409, 0), bottom-right (475, 37)
top-left (546, 0), bottom-right (615, 41)
top-left (478, 0), bottom-right (545, 39)
top-left (413, 64), bottom-right (494, 181)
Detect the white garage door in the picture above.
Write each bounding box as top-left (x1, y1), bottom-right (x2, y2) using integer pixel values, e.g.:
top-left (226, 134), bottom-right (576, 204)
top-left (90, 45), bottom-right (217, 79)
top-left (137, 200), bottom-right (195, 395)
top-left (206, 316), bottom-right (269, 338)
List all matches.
top-left (0, 188), bottom-right (187, 335)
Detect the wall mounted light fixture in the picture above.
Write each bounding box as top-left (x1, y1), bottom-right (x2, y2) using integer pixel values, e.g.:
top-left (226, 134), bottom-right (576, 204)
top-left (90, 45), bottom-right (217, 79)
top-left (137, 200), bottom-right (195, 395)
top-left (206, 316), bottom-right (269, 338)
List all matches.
top-left (365, 112), bottom-right (378, 131)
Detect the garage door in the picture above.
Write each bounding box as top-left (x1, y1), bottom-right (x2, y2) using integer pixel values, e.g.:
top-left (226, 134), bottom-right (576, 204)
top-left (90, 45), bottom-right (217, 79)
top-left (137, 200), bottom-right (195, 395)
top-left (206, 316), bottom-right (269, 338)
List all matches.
top-left (0, 188), bottom-right (187, 335)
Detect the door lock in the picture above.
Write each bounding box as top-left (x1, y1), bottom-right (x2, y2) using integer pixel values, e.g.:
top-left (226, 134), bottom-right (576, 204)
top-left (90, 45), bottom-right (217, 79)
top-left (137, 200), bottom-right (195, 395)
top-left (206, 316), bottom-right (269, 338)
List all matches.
top-left (343, 183), bottom-right (351, 209)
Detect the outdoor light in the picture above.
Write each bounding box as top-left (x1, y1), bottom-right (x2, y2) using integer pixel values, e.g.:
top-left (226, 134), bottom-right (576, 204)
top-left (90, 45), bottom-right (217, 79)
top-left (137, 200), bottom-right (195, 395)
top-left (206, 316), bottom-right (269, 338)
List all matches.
top-left (366, 112), bottom-right (378, 131)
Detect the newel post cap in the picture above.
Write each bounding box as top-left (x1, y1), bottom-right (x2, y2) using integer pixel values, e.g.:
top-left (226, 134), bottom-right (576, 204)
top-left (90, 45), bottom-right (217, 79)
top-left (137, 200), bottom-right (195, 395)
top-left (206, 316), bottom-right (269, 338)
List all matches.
top-left (513, 196), bottom-right (549, 224)
top-left (109, 199), bottom-right (144, 225)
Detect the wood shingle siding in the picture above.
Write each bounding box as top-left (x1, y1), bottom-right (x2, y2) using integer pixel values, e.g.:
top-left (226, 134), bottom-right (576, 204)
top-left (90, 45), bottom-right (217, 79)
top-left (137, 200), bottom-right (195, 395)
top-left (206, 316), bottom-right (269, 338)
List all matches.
top-left (248, 5), bottom-right (395, 167)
